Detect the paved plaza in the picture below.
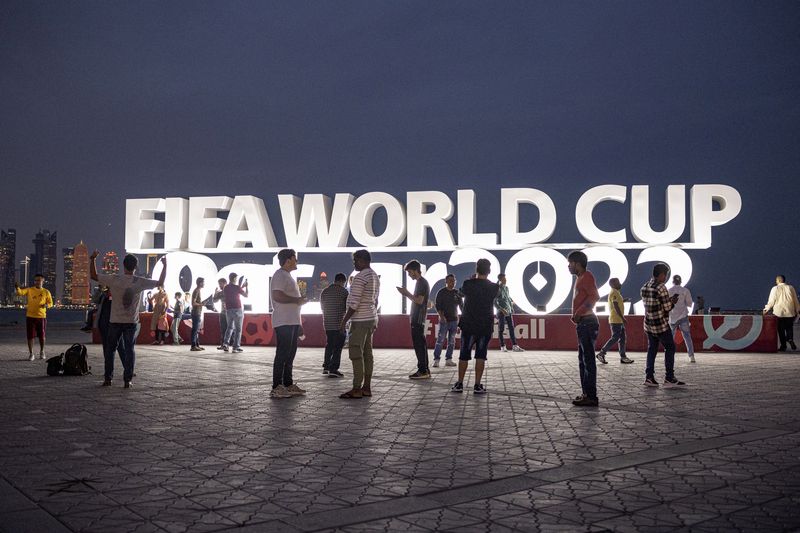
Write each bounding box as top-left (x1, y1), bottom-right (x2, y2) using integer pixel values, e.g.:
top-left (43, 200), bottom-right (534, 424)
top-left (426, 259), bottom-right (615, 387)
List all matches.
top-left (1, 326), bottom-right (799, 533)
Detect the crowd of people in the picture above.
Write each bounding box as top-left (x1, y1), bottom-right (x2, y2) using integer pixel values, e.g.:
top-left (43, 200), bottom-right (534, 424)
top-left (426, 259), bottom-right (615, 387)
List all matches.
top-left (12, 249), bottom-right (800, 402)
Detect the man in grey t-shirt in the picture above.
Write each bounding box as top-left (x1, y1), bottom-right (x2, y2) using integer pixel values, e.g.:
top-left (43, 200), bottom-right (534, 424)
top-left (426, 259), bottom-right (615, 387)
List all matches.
top-left (91, 251), bottom-right (166, 388)
top-left (270, 249), bottom-right (307, 398)
top-left (397, 260), bottom-right (430, 379)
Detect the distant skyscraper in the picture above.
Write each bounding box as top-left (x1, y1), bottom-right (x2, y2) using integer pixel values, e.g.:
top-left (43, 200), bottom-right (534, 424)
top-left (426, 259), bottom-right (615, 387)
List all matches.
top-left (32, 230), bottom-right (57, 297)
top-left (62, 246), bottom-right (74, 305)
top-left (0, 229), bottom-right (16, 304)
top-left (71, 242), bottom-right (90, 306)
top-left (102, 251), bottom-right (119, 274)
top-left (19, 256), bottom-right (30, 291)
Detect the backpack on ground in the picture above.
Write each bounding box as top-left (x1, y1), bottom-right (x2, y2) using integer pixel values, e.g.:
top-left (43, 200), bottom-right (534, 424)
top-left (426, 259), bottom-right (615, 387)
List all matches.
top-left (62, 344), bottom-right (91, 376)
top-left (46, 354), bottom-right (64, 376)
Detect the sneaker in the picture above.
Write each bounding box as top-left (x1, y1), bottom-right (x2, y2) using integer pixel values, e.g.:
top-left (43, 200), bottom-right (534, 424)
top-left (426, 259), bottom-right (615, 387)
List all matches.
top-left (322, 369), bottom-right (329, 375)
top-left (39, 353), bottom-right (45, 360)
top-left (689, 355), bottom-right (696, 363)
top-left (432, 360), bottom-right (440, 368)
top-left (596, 351), bottom-right (608, 364)
top-left (80, 326), bottom-right (92, 332)
top-left (328, 371), bottom-right (344, 378)
top-left (500, 345), bottom-right (508, 352)
top-left (286, 383), bottom-right (306, 396)
top-left (190, 346), bottom-right (203, 351)
top-left (445, 360), bottom-right (457, 367)
top-left (450, 381), bottom-right (464, 393)
top-left (572, 396), bottom-right (599, 407)
top-left (790, 340), bottom-right (797, 351)
top-left (270, 385), bottom-right (292, 398)
top-left (473, 383), bottom-right (487, 394)
top-left (643, 377), bottom-right (659, 387)
top-left (663, 378), bottom-right (686, 389)
top-left (124, 381), bottom-right (133, 389)
top-left (574, 393), bottom-right (586, 401)
top-left (512, 345), bottom-right (525, 352)
top-left (198, 346), bottom-right (205, 350)
top-left (217, 345), bottom-right (229, 352)
top-left (409, 371), bottom-right (431, 380)
top-left (101, 379), bottom-right (112, 387)
top-left (232, 348), bottom-right (244, 353)
top-left (620, 356), bottom-right (634, 364)
top-left (28, 354), bottom-right (34, 361)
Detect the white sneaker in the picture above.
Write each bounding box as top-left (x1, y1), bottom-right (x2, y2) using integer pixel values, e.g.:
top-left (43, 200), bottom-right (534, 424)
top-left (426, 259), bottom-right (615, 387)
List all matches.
top-left (28, 354), bottom-right (35, 361)
top-left (445, 360), bottom-right (457, 367)
top-left (689, 355), bottom-right (696, 363)
top-left (432, 360), bottom-right (440, 368)
top-left (286, 383), bottom-right (306, 396)
top-left (512, 345), bottom-right (524, 352)
top-left (39, 353), bottom-right (46, 360)
top-left (270, 385), bottom-right (292, 398)
top-left (500, 345), bottom-right (508, 352)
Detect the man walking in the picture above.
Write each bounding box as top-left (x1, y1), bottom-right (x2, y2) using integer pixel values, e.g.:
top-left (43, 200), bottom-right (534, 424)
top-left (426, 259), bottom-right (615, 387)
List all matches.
top-left (220, 272), bottom-right (248, 353)
top-left (321, 273), bottom-right (348, 378)
top-left (90, 251), bottom-right (166, 388)
top-left (190, 278), bottom-right (205, 351)
top-left (495, 273), bottom-right (524, 352)
top-left (596, 278), bottom-right (634, 365)
top-left (339, 250), bottom-right (380, 399)
top-left (271, 249), bottom-right (307, 398)
top-left (397, 260), bottom-right (431, 379)
top-left (642, 263), bottom-right (685, 388)
top-left (568, 251), bottom-right (601, 407)
top-left (213, 278), bottom-right (228, 350)
top-left (668, 275), bottom-right (696, 362)
top-left (763, 275), bottom-right (800, 351)
top-left (170, 291), bottom-right (184, 345)
top-left (451, 259), bottom-right (498, 394)
top-left (432, 274), bottom-right (462, 368)
top-left (15, 274), bottom-right (54, 360)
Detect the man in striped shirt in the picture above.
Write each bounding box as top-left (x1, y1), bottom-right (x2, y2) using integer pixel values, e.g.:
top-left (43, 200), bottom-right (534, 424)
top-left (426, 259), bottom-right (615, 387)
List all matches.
top-left (339, 249), bottom-right (380, 399)
top-left (641, 263), bottom-right (685, 388)
top-left (321, 273), bottom-right (349, 377)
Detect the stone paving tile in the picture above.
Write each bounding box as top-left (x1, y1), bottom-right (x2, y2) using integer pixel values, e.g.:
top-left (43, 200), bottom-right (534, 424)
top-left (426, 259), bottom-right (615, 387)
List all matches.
top-left (2, 329), bottom-right (800, 532)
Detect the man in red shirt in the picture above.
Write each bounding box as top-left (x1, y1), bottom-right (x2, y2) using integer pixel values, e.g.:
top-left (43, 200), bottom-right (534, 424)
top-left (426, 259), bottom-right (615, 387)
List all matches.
top-left (568, 251), bottom-right (600, 407)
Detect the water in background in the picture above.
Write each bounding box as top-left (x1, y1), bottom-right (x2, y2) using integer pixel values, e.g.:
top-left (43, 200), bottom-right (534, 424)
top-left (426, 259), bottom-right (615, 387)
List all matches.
top-left (0, 308), bottom-right (87, 326)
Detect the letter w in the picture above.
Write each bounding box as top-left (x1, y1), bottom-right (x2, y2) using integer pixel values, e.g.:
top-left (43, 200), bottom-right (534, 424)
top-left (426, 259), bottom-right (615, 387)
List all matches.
top-left (278, 194), bottom-right (354, 248)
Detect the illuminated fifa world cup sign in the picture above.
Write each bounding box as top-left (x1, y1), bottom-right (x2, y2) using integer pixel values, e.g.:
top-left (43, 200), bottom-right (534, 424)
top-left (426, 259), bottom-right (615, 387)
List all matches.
top-left (127, 185), bottom-right (741, 315)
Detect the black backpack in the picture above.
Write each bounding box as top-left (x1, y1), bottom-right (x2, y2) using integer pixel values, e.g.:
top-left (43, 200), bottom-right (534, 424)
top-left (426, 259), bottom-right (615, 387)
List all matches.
top-left (46, 354), bottom-right (64, 376)
top-left (62, 344), bottom-right (91, 376)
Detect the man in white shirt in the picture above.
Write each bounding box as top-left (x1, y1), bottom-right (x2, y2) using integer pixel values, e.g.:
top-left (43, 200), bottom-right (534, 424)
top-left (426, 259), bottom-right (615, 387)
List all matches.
top-left (270, 249), bottom-right (307, 398)
top-left (90, 251), bottom-right (166, 388)
top-left (763, 275), bottom-right (800, 351)
top-left (668, 275), bottom-right (695, 363)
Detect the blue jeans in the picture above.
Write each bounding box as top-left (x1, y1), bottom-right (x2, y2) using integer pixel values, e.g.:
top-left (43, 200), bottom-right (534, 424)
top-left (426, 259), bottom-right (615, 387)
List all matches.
top-left (433, 320), bottom-right (458, 360)
top-left (105, 323), bottom-right (138, 382)
top-left (646, 330), bottom-right (676, 380)
top-left (497, 312), bottom-right (517, 347)
top-left (600, 323), bottom-right (626, 359)
top-left (576, 316), bottom-right (599, 399)
top-left (224, 308), bottom-right (244, 349)
top-left (191, 314), bottom-right (201, 347)
top-left (670, 317), bottom-right (694, 357)
top-left (273, 325), bottom-right (299, 388)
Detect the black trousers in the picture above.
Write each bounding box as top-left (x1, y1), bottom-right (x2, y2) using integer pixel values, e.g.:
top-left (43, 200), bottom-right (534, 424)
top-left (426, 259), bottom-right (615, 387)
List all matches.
top-left (411, 323), bottom-right (429, 373)
top-left (323, 329), bottom-right (346, 372)
top-left (777, 317), bottom-right (795, 348)
top-left (273, 325), bottom-right (299, 388)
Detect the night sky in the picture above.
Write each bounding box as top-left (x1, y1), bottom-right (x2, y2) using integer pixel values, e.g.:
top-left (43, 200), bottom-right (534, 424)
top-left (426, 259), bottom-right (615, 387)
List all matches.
top-left (2, 1), bottom-right (798, 309)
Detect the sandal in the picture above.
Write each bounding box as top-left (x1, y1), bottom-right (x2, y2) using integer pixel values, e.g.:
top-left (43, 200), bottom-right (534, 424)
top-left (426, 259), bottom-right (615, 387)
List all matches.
top-left (339, 389), bottom-right (363, 399)
top-left (361, 388), bottom-right (372, 397)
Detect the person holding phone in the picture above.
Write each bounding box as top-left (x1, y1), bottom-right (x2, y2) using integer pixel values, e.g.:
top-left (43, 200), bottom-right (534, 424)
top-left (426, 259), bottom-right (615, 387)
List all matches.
top-left (220, 272), bottom-right (248, 353)
top-left (15, 274), bottom-right (54, 361)
top-left (641, 263), bottom-right (685, 388)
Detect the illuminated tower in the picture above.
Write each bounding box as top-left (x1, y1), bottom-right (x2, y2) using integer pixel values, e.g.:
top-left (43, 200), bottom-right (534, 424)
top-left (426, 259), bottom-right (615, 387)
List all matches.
top-left (71, 242), bottom-right (90, 305)
top-left (0, 229), bottom-right (15, 304)
top-left (62, 247), bottom-right (74, 305)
